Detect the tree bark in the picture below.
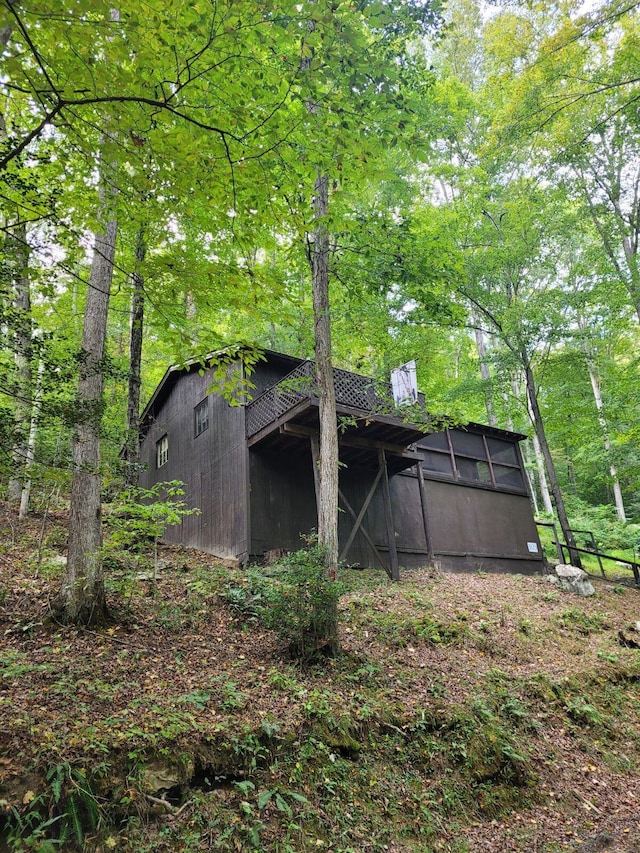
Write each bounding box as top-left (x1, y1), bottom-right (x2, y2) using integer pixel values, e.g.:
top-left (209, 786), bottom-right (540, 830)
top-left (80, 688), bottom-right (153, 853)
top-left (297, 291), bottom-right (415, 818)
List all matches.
top-left (532, 432), bottom-right (554, 516)
top-left (311, 171), bottom-right (340, 580)
top-left (578, 327), bottom-right (626, 522)
top-left (520, 441), bottom-right (539, 517)
top-left (59, 218), bottom-right (117, 625)
top-left (525, 390), bottom-right (554, 516)
top-left (19, 360), bottom-right (44, 520)
top-left (585, 368), bottom-right (626, 521)
top-left (124, 226), bottom-right (145, 485)
top-left (7, 224), bottom-right (32, 506)
top-left (524, 363), bottom-right (580, 566)
top-left (473, 323), bottom-right (497, 427)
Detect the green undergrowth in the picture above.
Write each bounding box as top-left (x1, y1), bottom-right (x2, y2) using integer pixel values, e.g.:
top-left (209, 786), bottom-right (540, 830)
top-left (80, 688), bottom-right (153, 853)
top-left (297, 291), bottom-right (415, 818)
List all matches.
top-left (1, 691), bottom-right (538, 851)
top-left (3, 653), bottom-right (640, 852)
top-left (2, 544), bottom-right (640, 851)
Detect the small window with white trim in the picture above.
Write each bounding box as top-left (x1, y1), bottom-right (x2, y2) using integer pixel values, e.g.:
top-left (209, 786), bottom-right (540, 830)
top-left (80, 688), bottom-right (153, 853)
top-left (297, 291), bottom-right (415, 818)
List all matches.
top-left (194, 398), bottom-right (209, 437)
top-left (156, 434), bottom-right (168, 468)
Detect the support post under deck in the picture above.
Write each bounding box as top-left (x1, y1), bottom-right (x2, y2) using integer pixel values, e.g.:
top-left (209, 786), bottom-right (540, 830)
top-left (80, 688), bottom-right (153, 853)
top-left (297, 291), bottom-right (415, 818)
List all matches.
top-left (416, 461), bottom-right (434, 563)
top-left (379, 448), bottom-right (400, 581)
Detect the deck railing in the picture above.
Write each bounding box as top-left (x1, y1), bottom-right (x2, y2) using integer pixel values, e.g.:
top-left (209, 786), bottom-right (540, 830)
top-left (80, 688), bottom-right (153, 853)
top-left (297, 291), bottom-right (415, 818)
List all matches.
top-left (246, 361), bottom-right (405, 439)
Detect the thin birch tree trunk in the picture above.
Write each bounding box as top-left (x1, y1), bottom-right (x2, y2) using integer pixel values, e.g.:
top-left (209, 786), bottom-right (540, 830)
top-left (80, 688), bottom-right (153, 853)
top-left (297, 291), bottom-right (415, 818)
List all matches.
top-left (124, 226), bottom-right (145, 485)
top-left (585, 363), bottom-right (626, 521)
top-left (7, 224), bottom-right (32, 506)
top-left (473, 323), bottom-right (497, 427)
top-left (524, 364), bottom-right (580, 566)
top-left (19, 359), bottom-right (44, 519)
top-left (578, 327), bottom-right (626, 522)
top-left (507, 374), bottom-right (545, 517)
top-left (532, 431), bottom-right (554, 516)
top-left (524, 390), bottom-right (554, 516)
top-left (521, 441), bottom-right (540, 517)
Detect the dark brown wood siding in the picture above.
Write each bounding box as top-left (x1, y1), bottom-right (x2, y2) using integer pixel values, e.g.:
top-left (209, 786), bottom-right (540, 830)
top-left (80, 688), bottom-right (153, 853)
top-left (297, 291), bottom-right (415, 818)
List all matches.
top-left (139, 353), bottom-right (542, 575)
top-left (245, 448), bottom-right (542, 573)
top-left (331, 467), bottom-right (542, 573)
top-left (386, 471), bottom-right (543, 573)
top-left (248, 447), bottom-right (318, 556)
top-left (139, 364), bottom-right (248, 559)
top-left (249, 353), bottom-right (305, 396)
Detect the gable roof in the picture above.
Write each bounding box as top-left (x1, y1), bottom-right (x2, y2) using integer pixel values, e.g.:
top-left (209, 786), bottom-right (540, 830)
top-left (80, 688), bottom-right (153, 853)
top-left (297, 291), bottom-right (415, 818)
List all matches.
top-left (139, 347), bottom-right (303, 433)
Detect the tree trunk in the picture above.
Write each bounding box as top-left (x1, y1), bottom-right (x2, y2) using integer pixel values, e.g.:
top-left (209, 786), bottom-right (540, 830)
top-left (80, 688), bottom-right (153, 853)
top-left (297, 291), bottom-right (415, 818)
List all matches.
top-left (532, 432), bottom-right (554, 516)
top-left (59, 218), bottom-right (117, 625)
top-left (124, 226), bottom-right (145, 485)
top-left (19, 360), bottom-right (44, 519)
top-left (586, 363), bottom-right (626, 521)
top-left (524, 390), bottom-right (554, 516)
top-left (473, 323), bottom-right (497, 427)
top-left (524, 363), bottom-right (580, 566)
top-left (579, 333), bottom-right (626, 522)
top-left (311, 171), bottom-right (340, 579)
top-left (520, 440), bottom-right (539, 517)
top-left (7, 224), bottom-right (32, 506)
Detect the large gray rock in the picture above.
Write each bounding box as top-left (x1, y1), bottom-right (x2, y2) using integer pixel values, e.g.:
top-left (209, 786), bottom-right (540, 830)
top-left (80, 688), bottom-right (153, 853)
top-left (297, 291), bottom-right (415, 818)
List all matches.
top-left (142, 758), bottom-right (193, 794)
top-left (551, 564), bottom-right (595, 597)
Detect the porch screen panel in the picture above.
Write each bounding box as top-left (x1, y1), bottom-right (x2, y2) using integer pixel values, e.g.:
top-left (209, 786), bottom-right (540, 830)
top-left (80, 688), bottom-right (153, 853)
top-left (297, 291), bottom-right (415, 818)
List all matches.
top-left (456, 456), bottom-right (492, 483)
top-left (420, 428), bottom-right (526, 493)
top-left (486, 438), bottom-right (518, 466)
top-left (421, 449), bottom-right (454, 476)
top-left (492, 464), bottom-right (524, 489)
top-left (419, 432), bottom-right (453, 478)
top-left (487, 437), bottom-right (523, 490)
top-left (450, 431), bottom-right (485, 458)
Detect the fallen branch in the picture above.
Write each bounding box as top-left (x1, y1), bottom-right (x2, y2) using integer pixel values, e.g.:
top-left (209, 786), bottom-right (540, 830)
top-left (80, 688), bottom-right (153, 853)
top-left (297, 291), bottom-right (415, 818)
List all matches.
top-left (144, 793), bottom-right (193, 818)
top-left (571, 791), bottom-right (603, 815)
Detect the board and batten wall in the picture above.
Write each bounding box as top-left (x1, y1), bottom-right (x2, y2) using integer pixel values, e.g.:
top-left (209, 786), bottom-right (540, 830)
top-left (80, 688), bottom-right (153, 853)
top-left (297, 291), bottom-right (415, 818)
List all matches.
top-left (139, 364), bottom-right (249, 560)
top-left (248, 454), bottom-right (542, 574)
top-left (138, 353), bottom-right (543, 573)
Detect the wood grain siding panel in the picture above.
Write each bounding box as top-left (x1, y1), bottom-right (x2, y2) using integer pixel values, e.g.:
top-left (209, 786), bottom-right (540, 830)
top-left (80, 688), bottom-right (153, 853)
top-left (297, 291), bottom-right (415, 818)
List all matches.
top-left (249, 448), bottom-right (318, 557)
top-left (337, 468), bottom-right (390, 566)
top-left (139, 363), bottom-right (248, 559)
top-left (139, 352), bottom-right (542, 575)
top-left (250, 363), bottom-right (297, 396)
top-left (341, 471), bottom-right (543, 572)
top-left (420, 479), bottom-right (542, 563)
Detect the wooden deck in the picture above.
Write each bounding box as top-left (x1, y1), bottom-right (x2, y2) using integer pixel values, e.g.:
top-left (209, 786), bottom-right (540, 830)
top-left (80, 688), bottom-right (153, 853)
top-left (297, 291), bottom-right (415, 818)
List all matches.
top-left (245, 361), bottom-right (427, 473)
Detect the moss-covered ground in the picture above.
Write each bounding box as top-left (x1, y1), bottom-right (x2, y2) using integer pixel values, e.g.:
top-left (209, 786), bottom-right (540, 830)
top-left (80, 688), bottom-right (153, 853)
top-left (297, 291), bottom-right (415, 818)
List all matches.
top-left (1, 504), bottom-right (640, 852)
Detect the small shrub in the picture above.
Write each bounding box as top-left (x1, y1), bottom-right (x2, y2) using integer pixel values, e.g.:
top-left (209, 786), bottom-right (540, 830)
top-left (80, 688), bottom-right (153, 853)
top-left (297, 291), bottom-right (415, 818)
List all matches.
top-left (6, 762), bottom-right (102, 851)
top-left (261, 545), bottom-right (345, 662)
top-left (564, 695), bottom-right (603, 726)
top-left (518, 618), bottom-right (534, 636)
top-left (220, 575), bottom-right (265, 624)
top-left (103, 481), bottom-right (200, 594)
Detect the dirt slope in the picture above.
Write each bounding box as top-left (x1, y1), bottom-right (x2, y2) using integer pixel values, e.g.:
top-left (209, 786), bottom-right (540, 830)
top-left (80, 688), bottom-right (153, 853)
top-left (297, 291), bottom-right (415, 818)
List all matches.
top-left (1, 503), bottom-right (639, 852)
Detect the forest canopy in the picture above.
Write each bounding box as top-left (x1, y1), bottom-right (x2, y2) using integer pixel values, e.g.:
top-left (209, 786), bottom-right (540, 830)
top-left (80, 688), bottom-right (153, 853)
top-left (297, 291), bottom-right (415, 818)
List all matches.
top-left (2, 0), bottom-right (640, 617)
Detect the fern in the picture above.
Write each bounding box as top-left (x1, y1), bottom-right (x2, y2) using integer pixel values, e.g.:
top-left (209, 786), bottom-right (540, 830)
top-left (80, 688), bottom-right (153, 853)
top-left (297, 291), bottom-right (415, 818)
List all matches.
top-left (47, 763), bottom-right (65, 803)
top-left (68, 794), bottom-right (84, 846)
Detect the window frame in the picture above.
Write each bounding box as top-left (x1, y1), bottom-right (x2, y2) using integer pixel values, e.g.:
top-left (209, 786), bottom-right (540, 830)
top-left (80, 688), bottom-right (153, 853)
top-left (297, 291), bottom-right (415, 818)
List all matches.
top-left (194, 397), bottom-right (209, 438)
top-left (419, 428), bottom-right (526, 493)
top-left (156, 434), bottom-right (168, 469)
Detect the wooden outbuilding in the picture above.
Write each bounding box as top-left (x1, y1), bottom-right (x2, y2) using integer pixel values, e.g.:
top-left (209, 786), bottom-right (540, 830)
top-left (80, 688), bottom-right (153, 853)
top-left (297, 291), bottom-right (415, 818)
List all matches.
top-left (138, 349), bottom-right (544, 576)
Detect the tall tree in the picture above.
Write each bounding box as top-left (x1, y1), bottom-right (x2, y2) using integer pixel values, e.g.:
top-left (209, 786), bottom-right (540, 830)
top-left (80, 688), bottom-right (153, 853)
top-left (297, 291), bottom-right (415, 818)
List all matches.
top-left (5, 223), bottom-right (32, 506)
top-left (58, 144), bottom-right (118, 624)
top-left (123, 226), bottom-right (145, 486)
